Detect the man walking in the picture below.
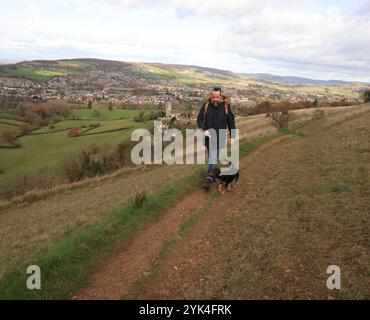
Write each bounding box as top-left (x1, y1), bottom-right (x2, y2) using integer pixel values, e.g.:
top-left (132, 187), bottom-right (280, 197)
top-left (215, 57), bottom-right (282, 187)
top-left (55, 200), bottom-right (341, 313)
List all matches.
top-left (197, 87), bottom-right (236, 190)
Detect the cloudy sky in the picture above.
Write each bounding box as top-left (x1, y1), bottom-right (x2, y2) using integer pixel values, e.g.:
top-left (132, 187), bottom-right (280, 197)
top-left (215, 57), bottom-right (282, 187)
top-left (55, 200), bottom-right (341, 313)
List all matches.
top-left (1, 0), bottom-right (370, 81)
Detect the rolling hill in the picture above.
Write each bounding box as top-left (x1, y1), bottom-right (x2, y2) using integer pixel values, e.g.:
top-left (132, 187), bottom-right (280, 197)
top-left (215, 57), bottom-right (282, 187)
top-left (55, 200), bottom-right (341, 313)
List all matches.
top-left (0, 58), bottom-right (369, 104)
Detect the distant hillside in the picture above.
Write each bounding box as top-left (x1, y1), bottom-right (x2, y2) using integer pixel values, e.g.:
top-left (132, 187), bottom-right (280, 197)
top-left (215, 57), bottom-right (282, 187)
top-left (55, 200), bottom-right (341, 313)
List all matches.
top-left (0, 58), bottom-right (369, 104)
top-left (0, 57), bottom-right (362, 86)
top-left (0, 59), bottom-right (19, 65)
top-left (243, 73), bottom-right (352, 87)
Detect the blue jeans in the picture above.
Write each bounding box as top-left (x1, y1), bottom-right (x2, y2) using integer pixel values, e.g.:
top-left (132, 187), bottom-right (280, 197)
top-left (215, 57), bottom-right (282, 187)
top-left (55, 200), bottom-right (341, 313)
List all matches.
top-left (208, 146), bottom-right (220, 171)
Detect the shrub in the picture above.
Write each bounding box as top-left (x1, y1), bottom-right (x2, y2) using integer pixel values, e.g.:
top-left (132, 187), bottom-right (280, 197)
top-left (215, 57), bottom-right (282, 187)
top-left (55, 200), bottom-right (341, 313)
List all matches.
top-left (20, 123), bottom-right (33, 135)
top-left (148, 111), bottom-right (162, 120)
top-left (87, 143), bottom-right (100, 155)
top-left (116, 140), bottom-right (135, 166)
top-left (134, 112), bottom-right (145, 122)
top-left (15, 115), bottom-right (26, 122)
top-left (271, 106), bottom-right (290, 129)
top-left (63, 150), bottom-right (92, 182)
top-left (256, 100), bottom-right (272, 115)
top-left (132, 190), bottom-right (147, 208)
top-left (62, 138), bottom-right (136, 183)
top-left (364, 90), bottom-right (370, 103)
top-left (62, 147), bottom-right (121, 183)
top-left (68, 127), bottom-right (83, 137)
top-left (14, 101), bottom-right (71, 127)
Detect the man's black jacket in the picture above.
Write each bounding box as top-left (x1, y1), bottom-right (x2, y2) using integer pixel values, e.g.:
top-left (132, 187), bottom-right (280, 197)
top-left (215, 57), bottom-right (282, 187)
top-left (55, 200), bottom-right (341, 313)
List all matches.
top-left (197, 95), bottom-right (236, 149)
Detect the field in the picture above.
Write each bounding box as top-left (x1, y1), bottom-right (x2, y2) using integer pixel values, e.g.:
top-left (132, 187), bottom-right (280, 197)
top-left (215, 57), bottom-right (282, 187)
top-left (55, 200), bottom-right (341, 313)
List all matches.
top-left (0, 108), bottom-right (156, 190)
top-left (0, 59), bottom-right (97, 81)
top-left (0, 104), bottom-right (369, 300)
top-left (138, 62), bottom-right (242, 85)
top-left (132, 106), bottom-right (370, 300)
top-left (69, 108), bottom-right (148, 120)
top-left (0, 67), bottom-right (66, 81)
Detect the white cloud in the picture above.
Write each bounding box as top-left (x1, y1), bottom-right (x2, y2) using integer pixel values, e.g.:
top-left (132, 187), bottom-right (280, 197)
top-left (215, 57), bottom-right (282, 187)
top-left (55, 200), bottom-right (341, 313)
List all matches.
top-left (0, 0), bottom-right (370, 81)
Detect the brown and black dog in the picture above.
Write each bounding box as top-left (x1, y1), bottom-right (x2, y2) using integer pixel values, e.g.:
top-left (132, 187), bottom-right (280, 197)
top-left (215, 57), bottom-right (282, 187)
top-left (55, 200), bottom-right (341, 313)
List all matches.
top-left (214, 166), bottom-right (240, 194)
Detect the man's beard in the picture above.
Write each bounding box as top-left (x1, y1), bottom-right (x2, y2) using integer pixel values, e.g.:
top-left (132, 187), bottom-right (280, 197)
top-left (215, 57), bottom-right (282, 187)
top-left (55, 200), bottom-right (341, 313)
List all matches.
top-left (212, 100), bottom-right (219, 106)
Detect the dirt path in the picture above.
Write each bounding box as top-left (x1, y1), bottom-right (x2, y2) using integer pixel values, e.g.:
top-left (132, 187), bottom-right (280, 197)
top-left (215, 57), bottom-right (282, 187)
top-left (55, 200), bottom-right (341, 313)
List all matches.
top-left (73, 108), bottom-right (370, 300)
top-left (139, 137), bottom-right (295, 299)
top-left (72, 134), bottom-right (292, 300)
top-left (137, 112), bottom-right (370, 300)
top-left (73, 188), bottom-right (208, 300)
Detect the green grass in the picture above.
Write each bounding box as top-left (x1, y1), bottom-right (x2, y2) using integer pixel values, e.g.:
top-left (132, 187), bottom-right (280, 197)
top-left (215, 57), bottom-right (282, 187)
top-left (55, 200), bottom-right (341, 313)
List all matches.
top-left (58, 60), bottom-right (95, 69)
top-left (33, 118), bottom-right (135, 134)
top-left (70, 108), bottom-right (157, 120)
top-left (0, 122), bottom-right (19, 133)
top-left (261, 82), bottom-right (360, 99)
top-left (141, 64), bottom-right (237, 85)
top-left (0, 67), bottom-right (65, 81)
top-left (0, 168), bottom-right (205, 300)
top-left (0, 122), bottom-right (21, 145)
top-left (0, 112), bottom-right (16, 120)
top-left (0, 119), bottom-right (23, 126)
top-left (0, 116), bottom-right (154, 189)
top-left (0, 120), bottom-right (152, 187)
top-left (0, 110), bottom-right (324, 188)
top-left (0, 114), bottom-right (325, 299)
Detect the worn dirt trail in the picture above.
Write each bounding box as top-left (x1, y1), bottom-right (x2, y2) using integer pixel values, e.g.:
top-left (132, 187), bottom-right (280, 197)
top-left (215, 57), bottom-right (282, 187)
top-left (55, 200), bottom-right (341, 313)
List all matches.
top-left (73, 134), bottom-right (292, 300)
top-left (74, 188), bottom-right (207, 300)
top-left (137, 111), bottom-right (370, 300)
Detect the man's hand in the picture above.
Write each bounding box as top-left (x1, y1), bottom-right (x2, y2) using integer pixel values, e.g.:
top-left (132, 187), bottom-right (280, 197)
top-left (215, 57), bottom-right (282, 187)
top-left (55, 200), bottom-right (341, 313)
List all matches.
top-left (230, 138), bottom-right (236, 145)
top-left (203, 130), bottom-right (211, 137)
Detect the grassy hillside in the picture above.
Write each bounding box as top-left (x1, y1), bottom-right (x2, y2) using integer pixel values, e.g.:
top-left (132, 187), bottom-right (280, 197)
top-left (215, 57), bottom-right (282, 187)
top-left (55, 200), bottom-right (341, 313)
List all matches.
top-left (135, 105), bottom-right (370, 300)
top-left (0, 109), bottom-right (155, 190)
top-left (0, 105), bottom-right (368, 299)
top-left (1, 58), bottom-right (368, 95)
top-left (0, 59), bottom-right (136, 82)
top-left (0, 66), bottom-right (66, 81)
top-left (70, 108), bottom-right (147, 120)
